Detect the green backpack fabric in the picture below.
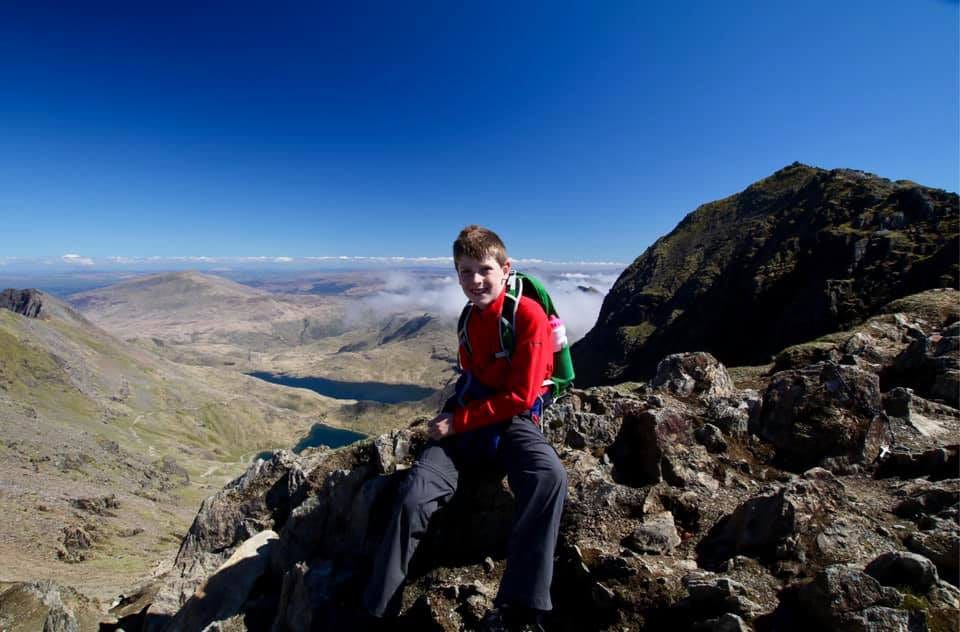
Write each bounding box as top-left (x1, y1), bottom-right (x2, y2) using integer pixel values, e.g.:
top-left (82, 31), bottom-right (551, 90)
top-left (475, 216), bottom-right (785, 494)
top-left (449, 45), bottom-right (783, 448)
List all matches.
top-left (457, 270), bottom-right (576, 397)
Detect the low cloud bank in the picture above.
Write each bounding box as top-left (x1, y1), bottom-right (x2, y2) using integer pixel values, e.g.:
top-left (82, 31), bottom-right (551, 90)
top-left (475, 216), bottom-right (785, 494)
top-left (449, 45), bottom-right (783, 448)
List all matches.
top-left (359, 267), bottom-right (622, 343)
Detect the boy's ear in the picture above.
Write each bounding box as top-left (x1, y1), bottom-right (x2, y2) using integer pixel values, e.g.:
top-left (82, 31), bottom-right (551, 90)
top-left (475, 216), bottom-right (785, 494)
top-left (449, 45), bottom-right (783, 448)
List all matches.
top-left (502, 258), bottom-right (511, 277)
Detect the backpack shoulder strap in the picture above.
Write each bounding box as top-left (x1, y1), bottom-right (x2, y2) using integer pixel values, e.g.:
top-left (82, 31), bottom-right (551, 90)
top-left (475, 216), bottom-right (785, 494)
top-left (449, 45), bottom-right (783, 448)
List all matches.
top-left (497, 271), bottom-right (522, 360)
top-left (456, 302), bottom-right (473, 370)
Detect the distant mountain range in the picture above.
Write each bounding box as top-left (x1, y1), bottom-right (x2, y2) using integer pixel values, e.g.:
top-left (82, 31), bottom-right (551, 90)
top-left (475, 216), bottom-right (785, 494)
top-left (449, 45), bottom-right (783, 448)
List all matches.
top-left (68, 270), bottom-right (347, 356)
top-left (574, 163), bottom-right (959, 385)
top-left (0, 288), bottom-right (337, 598)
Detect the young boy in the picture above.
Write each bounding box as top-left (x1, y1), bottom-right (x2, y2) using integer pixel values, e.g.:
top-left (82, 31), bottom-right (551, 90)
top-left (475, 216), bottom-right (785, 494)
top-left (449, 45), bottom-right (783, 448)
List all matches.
top-left (363, 225), bottom-right (567, 630)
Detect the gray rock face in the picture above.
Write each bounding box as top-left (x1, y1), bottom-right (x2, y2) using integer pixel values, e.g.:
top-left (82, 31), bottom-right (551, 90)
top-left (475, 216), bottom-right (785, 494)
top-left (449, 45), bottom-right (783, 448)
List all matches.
top-left (684, 575), bottom-right (760, 619)
top-left (755, 362), bottom-right (888, 470)
top-left (695, 423), bottom-right (727, 453)
top-left (651, 353), bottom-right (737, 400)
top-left (886, 327), bottom-right (960, 407)
top-left (150, 451), bottom-right (306, 616)
top-left (608, 406), bottom-right (694, 486)
top-left (42, 606), bottom-right (78, 632)
top-left (0, 288), bottom-right (44, 318)
top-left (696, 468), bottom-right (849, 570)
top-left (704, 397), bottom-right (753, 436)
top-left (795, 566), bottom-right (902, 628)
top-left (906, 528), bottom-right (960, 587)
top-left (167, 530), bottom-right (278, 631)
top-left (622, 512), bottom-right (682, 554)
top-left (0, 581), bottom-right (91, 632)
top-left (371, 429), bottom-right (414, 475)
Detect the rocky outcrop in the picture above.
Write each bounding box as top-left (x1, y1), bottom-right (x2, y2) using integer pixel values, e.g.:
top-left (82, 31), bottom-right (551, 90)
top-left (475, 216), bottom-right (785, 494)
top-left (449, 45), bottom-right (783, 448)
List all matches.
top-left (650, 352), bottom-right (736, 400)
top-left (573, 163), bottom-right (959, 385)
top-left (0, 288), bottom-right (44, 318)
top-left (884, 322), bottom-right (960, 408)
top-left (0, 581), bottom-right (101, 632)
top-left (97, 286), bottom-right (960, 630)
top-left (754, 362), bottom-right (890, 470)
top-left (104, 342), bottom-right (960, 630)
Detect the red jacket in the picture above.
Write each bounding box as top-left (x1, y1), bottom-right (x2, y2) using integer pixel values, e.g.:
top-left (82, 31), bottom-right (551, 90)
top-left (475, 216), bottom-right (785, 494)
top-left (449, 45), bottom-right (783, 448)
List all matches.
top-left (452, 287), bottom-right (554, 434)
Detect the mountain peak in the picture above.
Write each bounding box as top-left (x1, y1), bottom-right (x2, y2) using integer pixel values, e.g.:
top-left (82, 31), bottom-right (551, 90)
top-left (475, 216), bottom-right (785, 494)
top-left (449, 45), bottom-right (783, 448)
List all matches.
top-left (573, 165), bottom-right (959, 385)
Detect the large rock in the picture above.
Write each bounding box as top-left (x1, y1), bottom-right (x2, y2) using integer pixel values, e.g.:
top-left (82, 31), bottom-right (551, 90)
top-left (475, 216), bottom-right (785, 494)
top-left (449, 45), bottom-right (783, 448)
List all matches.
top-left (793, 566), bottom-right (903, 630)
top-left (166, 530), bottom-right (278, 631)
top-left (148, 451), bottom-right (309, 616)
top-left (0, 288), bottom-right (44, 318)
top-left (0, 581), bottom-right (99, 632)
top-left (864, 551), bottom-right (939, 592)
top-left (696, 468), bottom-right (849, 570)
top-left (651, 353), bottom-right (736, 400)
top-left (906, 527), bottom-right (960, 587)
top-left (622, 512), bottom-right (682, 555)
top-left (754, 362), bottom-right (889, 470)
top-left (104, 375), bottom-right (954, 631)
top-left (885, 326), bottom-right (960, 407)
top-left (608, 406), bottom-right (694, 486)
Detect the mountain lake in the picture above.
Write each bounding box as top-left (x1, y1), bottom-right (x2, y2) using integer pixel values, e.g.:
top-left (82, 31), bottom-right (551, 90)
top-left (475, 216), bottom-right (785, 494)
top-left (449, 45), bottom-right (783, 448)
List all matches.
top-left (247, 371), bottom-right (436, 403)
top-left (254, 422), bottom-right (368, 461)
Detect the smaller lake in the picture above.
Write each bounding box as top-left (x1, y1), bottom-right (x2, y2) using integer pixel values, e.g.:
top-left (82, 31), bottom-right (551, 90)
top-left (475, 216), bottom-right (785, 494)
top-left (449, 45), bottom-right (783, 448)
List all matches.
top-left (255, 422), bottom-right (368, 461)
top-left (248, 371), bottom-right (436, 404)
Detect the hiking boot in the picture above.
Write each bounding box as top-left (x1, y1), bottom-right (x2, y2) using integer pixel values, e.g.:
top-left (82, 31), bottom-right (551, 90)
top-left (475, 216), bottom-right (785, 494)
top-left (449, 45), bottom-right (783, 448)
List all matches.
top-left (479, 607), bottom-right (546, 632)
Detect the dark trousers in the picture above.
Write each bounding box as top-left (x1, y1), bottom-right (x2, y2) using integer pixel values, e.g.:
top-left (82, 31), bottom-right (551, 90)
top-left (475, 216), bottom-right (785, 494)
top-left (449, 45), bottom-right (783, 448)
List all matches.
top-left (363, 414), bottom-right (567, 616)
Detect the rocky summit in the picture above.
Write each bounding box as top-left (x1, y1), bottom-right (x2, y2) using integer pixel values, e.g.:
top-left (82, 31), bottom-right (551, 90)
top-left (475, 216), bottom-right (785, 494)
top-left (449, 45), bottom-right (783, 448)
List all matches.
top-left (573, 163), bottom-right (959, 386)
top-left (92, 289), bottom-right (959, 631)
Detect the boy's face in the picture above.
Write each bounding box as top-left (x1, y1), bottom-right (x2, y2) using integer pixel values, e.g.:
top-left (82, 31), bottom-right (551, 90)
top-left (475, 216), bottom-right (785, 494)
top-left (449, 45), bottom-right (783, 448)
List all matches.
top-left (456, 254), bottom-right (510, 310)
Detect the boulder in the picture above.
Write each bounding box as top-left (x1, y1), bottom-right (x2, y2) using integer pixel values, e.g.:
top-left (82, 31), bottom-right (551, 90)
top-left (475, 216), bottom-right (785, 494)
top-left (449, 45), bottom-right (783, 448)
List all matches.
top-left (696, 468), bottom-right (847, 570)
top-left (0, 581), bottom-right (97, 632)
top-left (885, 328), bottom-right (960, 407)
top-left (794, 566), bottom-right (902, 628)
top-left (149, 451), bottom-right (307, 616)
top-left (622, 512), bottom-right (682, 555)
top-left (651, 353), bottom-right (737, 400)
top-left (692, 613), bottom-right (751, 632)
top-left (683, 575), bottom-right (761, 620)
top-left (695, 423), bottom-right (727, 453)
top-left (891, 479), bottom-right (959, 519)
top-left (166, 530), bottom-right (278, 631)
top-left (906, 527), bottom-right (960, 586)
top-left (864, 551), bottom-right (939, 592)
top-left (755, 362), bottom-right (888, 470)
top-left (876, 446), bottom-right (959, 480)
top-left (704, 396), bottom-right (755, 436)
top-left (608, 406), bottom-right (694, 486)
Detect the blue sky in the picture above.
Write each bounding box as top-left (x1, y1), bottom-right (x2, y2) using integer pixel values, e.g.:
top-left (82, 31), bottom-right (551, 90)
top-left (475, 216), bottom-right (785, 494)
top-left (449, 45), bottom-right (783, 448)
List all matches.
top-left (1, 1), bottom-right (957, 264)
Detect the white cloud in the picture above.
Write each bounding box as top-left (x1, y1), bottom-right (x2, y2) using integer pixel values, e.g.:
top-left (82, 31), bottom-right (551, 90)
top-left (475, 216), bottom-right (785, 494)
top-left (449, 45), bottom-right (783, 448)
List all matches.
top-left (273, 256), bottom-right (294, 263)
top-left (62, 254), bottom-right (94, 266)
top-left (352, 266), bottom-right (623, 343)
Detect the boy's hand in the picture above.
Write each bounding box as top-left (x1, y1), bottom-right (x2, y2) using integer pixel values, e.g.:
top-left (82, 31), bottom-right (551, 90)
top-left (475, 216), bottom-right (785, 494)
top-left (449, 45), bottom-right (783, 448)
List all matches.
top-left (427, 413), bottom-right (455, 440)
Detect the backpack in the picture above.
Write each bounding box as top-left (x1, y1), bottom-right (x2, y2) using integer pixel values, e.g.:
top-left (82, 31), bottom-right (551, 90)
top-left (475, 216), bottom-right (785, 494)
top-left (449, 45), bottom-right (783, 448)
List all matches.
top-left (456, 270), bottom-right (575, 398)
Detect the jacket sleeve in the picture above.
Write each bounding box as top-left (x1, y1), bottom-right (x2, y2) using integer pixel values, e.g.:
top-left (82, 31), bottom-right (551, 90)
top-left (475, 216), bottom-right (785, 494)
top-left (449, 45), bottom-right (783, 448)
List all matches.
top-left (441, 370), bottom-right (469, 413)
top-left (452, 301), bottom-right (551, 433)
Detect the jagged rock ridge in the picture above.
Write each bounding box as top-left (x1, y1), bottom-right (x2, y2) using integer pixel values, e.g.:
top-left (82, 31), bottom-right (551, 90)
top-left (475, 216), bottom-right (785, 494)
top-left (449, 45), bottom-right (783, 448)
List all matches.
top-left (0, 288), bottom-right (45, 318)
top-left (573, 163), bottom-right (959, 385)
top-left (103, 290), bottom-right (959, 631)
